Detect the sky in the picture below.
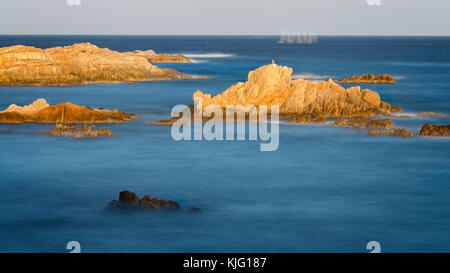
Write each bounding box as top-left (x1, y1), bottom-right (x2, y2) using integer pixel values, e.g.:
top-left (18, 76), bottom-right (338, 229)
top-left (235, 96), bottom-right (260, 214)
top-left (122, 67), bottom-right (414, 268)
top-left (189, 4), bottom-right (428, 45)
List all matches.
top-left (0, 0), bottom-right (449, 35)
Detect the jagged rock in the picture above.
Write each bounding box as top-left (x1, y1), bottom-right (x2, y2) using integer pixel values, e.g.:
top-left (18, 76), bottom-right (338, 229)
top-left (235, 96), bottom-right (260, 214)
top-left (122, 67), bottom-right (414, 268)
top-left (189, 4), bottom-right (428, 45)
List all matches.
top-left (43, 124), bottom-right (115, 139)
top-left (107, 191), bottom-right (181, 211)
top-left (133, 50), bottom-right (191, 63)
top-left (0, 43), bottom-right (194, 86)
top-left (339, 74), bottom-right (396, 84)
top-left (0, 129), bottom-right (11, 134)
top-left (418, 112), bottom-right (446, 118)
top-left (193, 64), bottom-right (393, 119)
top-left (368, 128), bottom-right (414, 137)
top-left (0, 99), bottom-right (138, 123)
top-left (333, 117), bottom-right (394, 130)
top-left (333, 117), bottom-right (371, 128)
top-left (367, 119), bottom-right (394, 129)
top-left (391, 106), bottom-right (402, 113)
top-left (419, 124), bottom-right (450, 137)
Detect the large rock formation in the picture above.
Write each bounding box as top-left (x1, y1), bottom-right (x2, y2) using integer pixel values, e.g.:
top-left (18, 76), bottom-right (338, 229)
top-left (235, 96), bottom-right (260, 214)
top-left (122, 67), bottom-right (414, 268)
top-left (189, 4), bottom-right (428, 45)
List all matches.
top-left (0, 99), bottom-right (138, 123)
top-left (0, 43), bottom-right (194, 86)
top-left (193, 64), bottom-right (393, 118)
top-left (419, 124), bottom-right (450, 137)
top-left (339, 74), bottom-right (396, 84)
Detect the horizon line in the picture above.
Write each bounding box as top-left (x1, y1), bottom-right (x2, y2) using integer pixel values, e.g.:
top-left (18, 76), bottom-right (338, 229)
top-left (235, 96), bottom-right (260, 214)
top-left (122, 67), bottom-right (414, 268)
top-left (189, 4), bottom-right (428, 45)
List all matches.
top-left (1, 34), bottom-right (449, 37)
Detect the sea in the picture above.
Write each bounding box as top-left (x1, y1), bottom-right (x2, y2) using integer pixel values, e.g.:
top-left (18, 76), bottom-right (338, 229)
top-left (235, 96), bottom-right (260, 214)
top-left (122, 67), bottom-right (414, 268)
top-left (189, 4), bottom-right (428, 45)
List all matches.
top-left (0, 35), bottom-right (449, 252)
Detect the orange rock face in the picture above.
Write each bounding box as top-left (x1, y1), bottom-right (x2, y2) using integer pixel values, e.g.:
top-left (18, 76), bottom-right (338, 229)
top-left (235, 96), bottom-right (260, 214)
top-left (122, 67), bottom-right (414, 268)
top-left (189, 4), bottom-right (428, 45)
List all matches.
top-left (0, 43), bottom-right (193, 86)
top-left (0, 99), bottom-right (138, 124)
top-left (193, 64), bottom-right (392, 118)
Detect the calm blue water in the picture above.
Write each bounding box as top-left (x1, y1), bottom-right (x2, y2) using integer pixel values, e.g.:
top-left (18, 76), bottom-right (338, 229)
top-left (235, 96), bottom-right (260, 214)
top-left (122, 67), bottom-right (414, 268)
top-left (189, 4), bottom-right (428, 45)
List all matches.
top-left (0, 36), bottom-right (449, 253)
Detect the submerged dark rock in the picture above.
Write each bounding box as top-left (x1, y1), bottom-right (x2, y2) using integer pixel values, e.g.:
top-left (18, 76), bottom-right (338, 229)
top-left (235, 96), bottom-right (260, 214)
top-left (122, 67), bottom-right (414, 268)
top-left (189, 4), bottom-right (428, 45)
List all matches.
top-left (188, 207), bottom-right (203, 213)
top-left (107, 190), bottom-right (181, 211)
top-left (0, 129), bottom-right (11, 134)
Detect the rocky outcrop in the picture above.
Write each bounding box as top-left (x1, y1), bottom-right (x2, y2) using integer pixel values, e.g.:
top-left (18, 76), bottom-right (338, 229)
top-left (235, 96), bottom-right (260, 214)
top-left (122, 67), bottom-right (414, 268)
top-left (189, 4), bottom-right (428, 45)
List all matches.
top-left (339, 74), bottom-right (396, 84)
top-left (193, 64), bottom-right (393, 119)
top-left (0, 43), bottom-right (194, 86)
top-left (418, 112), bottom-right (446, 118)
top-left (334, 117), bottom-right (395, 130)
top-left (419, 124), bottom-right (450, 137)
top-left (0, 99), bottom-right (138, 123)
top-left (43, 124), bottom-right (115, 138)
top-left (391, 106), bottom-right (402, 113)
top-left (368, 128), bottom-right (414, 137)
top-left (107, 191), bottom-right (181, 211)
top-left (367, 119), bottom-right (394, 129)
top-left (289, 114), bottom-right (327, 124)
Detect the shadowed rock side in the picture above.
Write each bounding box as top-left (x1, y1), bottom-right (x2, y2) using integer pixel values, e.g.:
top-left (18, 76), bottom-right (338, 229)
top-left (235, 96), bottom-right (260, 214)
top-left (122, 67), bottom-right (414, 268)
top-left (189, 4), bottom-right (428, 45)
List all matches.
top-left (0, 43), bottom-right (194, 86)
top-left (419, 124), bottom-right (450, 136)
top-left (193, 64), bottom-right (394, 119)
top-left (339, 74), bottom-right (396, 84)
top-left (107, 191), bottom-right (181, 211)
top-left (0, 98), bottom-right (138, 123)
top-left (43, 124), bottom-right (115, 138)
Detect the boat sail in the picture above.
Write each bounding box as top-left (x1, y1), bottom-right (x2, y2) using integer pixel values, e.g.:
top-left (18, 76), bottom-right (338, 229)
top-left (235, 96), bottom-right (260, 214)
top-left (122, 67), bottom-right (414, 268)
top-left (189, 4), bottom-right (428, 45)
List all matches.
top-left (279, 29), bottom-right (318, 44)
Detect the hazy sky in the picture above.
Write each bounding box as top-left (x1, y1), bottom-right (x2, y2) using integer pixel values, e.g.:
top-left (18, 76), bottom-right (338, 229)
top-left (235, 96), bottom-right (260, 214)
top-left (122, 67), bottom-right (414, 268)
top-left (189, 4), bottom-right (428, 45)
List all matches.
top-left (1, 0), bottom-right (449, 35)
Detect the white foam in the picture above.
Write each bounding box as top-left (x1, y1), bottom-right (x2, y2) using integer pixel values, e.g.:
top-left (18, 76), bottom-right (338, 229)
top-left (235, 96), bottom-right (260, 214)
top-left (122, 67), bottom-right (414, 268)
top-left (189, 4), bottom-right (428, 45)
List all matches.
top-left (292, 73), bottom-right (333, 80)
top-left (182, 53), bottom-right (235, 58)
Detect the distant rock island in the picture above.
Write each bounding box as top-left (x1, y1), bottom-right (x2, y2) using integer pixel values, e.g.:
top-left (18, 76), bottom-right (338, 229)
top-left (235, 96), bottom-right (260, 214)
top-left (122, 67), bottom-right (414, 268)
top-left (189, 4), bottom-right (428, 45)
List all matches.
top-left (338, 73), bottom-right (396, 84)
top-left (0, 98), bottom-right (138, 123)
top-left (0, 43), bottom-right (195, 86)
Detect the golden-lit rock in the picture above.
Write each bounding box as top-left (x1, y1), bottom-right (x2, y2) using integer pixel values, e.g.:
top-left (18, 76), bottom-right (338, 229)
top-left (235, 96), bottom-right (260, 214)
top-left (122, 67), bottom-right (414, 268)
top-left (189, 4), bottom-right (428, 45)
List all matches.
top-left (367, 119), bottom-right (394, 129)
top-left (0, 43), bottom-right (194, 86)
top-left (0, 99), bottom-right (138, 123)
top-left (419, 124), bottom-right (450, 137)
top-left (193, 64), bottom-right (392, 118)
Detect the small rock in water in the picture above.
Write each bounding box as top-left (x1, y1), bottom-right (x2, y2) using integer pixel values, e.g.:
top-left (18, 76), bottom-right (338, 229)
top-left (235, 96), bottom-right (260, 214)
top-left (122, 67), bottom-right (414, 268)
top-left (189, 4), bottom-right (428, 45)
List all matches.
top-left (0, 129), bottom-right (12, 134)
top-left (44, 124), bottom-right (115, 139)
top-left (368, 128), bottom-right (414, 137)
top-left (419, 124), bottom-right (450, 137)
top-left (107, 190), bottom-right (181, 211)
top-left (367, 119), bottom-right (394, 129)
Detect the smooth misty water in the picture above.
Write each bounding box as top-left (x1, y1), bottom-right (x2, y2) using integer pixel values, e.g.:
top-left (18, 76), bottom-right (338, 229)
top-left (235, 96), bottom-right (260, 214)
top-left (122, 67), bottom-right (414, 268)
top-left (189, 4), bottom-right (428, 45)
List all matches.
top-left (0, 36), bottom-right (449, 252)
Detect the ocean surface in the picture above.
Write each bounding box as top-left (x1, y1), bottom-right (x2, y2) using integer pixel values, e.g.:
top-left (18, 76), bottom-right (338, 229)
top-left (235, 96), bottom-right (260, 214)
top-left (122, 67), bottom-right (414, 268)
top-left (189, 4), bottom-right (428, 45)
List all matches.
top-left (0, 35), bottom-right (449, 252)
